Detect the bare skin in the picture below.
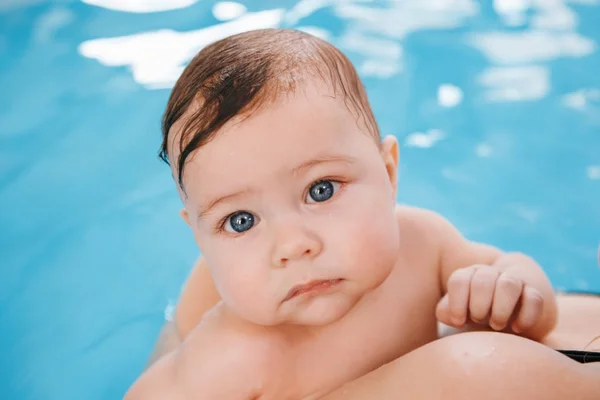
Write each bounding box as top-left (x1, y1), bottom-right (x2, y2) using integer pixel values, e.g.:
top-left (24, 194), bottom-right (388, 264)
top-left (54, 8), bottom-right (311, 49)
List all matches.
top-left (125, 83), bottom-right (563, 399)
top-left (144, 260), bottom-right (600, 400)
top-left (125, 207), bottom-right (560, 400)
top-left (322, 329), bottom-right (600, 400)
top-left (160, 259), bottom-right (600, 356)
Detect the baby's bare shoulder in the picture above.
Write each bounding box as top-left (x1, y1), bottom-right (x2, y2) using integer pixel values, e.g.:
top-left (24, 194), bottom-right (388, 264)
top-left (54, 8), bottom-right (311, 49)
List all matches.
top-left (394, 205), bottom-right (455, 243)
top-left (392, 205), bottom-right (474, 273)
top-left (393, 205), bottom-right (501, 275)
top-left (394, 205), bottom-right (475, 245)
top-left (395, 205), bottom-right (450, 228)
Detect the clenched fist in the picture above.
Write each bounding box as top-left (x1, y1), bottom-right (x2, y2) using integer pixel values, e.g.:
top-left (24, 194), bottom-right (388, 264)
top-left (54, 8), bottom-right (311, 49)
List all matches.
top-left (436, 265), bottom-right (545, 333)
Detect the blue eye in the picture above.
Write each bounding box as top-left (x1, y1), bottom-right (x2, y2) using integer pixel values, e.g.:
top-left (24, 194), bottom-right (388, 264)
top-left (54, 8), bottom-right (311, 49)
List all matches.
top-left (307, 180), bottom-right (339, 203)
top-left (225, 211), bottom-right (255, 233)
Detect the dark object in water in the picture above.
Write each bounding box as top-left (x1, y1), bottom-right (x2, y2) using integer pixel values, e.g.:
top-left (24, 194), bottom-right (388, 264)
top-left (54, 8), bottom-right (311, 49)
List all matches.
top-left (557, 350), bottom-right (600, 363)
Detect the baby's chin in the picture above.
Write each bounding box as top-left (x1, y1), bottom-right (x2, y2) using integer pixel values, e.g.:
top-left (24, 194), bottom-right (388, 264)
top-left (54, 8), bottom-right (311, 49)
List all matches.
top-left (232, 293), bottom-right (359, 327)
top-left (280, 291), bottom-right (361, 327)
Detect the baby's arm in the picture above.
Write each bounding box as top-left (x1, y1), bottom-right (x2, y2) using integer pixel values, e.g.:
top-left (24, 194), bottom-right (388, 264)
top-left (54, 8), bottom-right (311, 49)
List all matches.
top-left (176, 257), bottom-right (221, 338)
top-left (144, 258), bottom-right (221, 367)
top-left (412, 208), bottom-right (557, 340)
top-left (125, 318), bottom-right (278, 400)
top-left (145, 319), bottom-right (182, 367)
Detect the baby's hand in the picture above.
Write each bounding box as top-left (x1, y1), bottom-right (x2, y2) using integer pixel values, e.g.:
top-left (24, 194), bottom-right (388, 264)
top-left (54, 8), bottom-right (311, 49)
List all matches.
top-left (436, 265), bottom-right (545, 333)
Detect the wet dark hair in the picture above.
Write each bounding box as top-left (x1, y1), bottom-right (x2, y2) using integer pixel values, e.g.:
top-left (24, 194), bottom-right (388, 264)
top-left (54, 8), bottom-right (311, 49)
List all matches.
top-left (160, 28), bottom-right (380, 190)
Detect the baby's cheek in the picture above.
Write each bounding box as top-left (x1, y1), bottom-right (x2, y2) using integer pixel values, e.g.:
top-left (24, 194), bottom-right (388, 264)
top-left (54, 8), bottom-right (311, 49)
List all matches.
top-left (219, 268), bottom-right (276, 323)
top-left (333, 215), bottom-right (383, 251)
top-left (358, 202), bottom-right (397, 241)
top-left (223, 268), bottom-right (254, 298)
top-left (350, 210), bottom-right (399, 271)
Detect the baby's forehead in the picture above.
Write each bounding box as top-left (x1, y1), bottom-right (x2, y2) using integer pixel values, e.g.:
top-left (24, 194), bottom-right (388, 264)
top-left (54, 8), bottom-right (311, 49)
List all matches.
top-left (167, 80), bottom-right (378, 195)
top-left (176, 94), bottom-right (367, 186)
top-left (167, 80), bottom-right (336, 165)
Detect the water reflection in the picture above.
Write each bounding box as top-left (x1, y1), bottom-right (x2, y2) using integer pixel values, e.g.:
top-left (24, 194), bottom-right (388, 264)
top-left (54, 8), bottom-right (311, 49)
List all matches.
top-left (77, 0), bottom-right (598, 102)
top-left (587, 165), bottom-right (600, 180)
top-left (81, 0), bottom-right (201, 13)
top-left (404, 129), bottom-right (445, 148)
top-left (77, 0), bottom-right (481, 87)
top-left (332, 0), bottom-right (478, 39)
top-left (477, 66), bottom-right (549, 102)
top-left (475, 143), bottom-right (493, 158)
top-left (562, 88), bottom-right (600, 110)
top-left (32, 7), bottom-right (74, 43)
top-left (469, 30), bottom-right (595, 65)
top-left (78, 8), bottom-right (285, 88)
top-left (0, 0), bottom-right (46, 12)
top-left (437, 84), bottom-right (463, 108)
top-left (337, 31), bottom-right (401, 77)
top-left (473, 0), bottom-right (597, 102)
top-left (213, 1), bottom-right (248, 21)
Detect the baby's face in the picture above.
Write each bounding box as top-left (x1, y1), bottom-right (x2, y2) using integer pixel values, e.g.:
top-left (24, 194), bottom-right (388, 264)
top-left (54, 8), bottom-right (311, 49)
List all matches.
top-left (176, 82), bottom-right (401, 326)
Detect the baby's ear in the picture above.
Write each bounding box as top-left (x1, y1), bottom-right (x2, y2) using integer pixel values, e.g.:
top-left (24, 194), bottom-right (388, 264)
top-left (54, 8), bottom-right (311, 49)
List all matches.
top-left (180, 208), bottom-right (191, 227)
top-left (381, 135), bottom-right (399, 194)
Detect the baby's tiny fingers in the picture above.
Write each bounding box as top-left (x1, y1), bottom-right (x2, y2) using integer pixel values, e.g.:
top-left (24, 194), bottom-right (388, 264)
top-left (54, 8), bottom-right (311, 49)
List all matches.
top-left (447, 267), bottom-right (477, 327)
top-left (468, 267), bottom-right (500, 323)
top-left (489, 274), bottom-right (523, 331)
top-left (436, 294), bottom-right (453, 326)
top-left (512, 286), bottom-right (544, 333)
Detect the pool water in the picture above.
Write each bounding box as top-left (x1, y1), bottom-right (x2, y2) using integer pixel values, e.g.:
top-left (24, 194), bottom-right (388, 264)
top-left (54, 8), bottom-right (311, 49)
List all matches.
top-left (1, 0), bottom-right (599, 398)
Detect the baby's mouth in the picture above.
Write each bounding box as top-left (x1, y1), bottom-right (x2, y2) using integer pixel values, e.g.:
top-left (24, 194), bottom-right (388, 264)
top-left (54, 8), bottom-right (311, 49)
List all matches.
top-left (283, 279), bottom-right (343, 302)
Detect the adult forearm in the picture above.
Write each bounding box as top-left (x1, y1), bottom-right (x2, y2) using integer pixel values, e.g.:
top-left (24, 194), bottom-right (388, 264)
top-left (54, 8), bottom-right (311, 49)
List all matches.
top-left (322, 332), bottom-right (600, 400)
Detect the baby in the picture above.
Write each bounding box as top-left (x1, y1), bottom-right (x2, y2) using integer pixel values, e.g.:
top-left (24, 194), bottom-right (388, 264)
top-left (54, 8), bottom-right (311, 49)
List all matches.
top-left (126, 28), bottom-right (558, 400)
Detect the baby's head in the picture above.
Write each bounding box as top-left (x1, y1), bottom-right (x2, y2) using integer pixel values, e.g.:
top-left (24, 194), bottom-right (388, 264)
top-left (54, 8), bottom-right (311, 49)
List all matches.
top-left (162, 29), bottom-right (401, 327)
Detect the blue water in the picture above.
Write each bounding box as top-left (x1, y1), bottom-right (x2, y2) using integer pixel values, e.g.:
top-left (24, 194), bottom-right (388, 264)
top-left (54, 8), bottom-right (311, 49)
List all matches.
top-left (1, 0), bottom-right (599, 398)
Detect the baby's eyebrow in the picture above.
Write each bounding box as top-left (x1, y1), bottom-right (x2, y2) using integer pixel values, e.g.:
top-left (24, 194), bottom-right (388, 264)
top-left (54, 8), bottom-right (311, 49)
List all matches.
top-left (291, 154), bottom-right (357, 176)
top-left (196, 188), bottom-right (253, 222)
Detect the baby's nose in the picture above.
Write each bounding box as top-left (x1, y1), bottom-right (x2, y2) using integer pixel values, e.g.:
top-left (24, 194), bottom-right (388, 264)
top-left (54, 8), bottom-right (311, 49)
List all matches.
top-left (271, 226), bottom-right (323, 268)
